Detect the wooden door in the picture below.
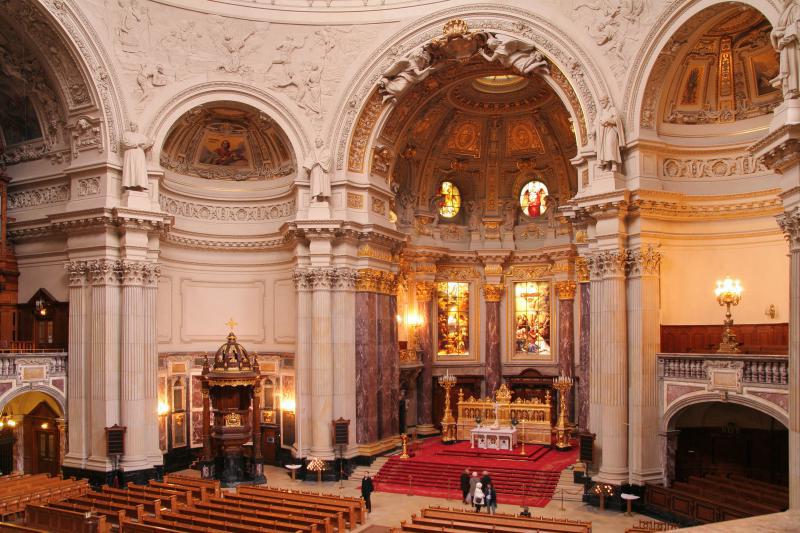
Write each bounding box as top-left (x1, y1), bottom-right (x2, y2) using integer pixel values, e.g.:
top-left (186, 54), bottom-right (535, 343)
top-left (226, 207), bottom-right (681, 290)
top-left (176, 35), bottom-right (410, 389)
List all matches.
top-left (34, 429), bottom-right (58, 476)
top-left (260, 425), bottom-right (279, 465)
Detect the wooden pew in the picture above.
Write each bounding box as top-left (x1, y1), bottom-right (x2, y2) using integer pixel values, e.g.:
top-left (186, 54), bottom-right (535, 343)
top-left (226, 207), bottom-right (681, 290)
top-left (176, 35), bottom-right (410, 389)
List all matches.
top-left (176, 505), bottom-right (316, 533)
top-left (158, 509), bottom-right (297, 532)
top-left (162, 474), bottom-right (220, 500)
top-left (67, 495), bottom-right (144, 522)
top-left (86, 489), bottom-right (165, 518)
top-left (210, 494), bottom-right (344, 533)
top-left (421, 507), bottom-right (592, 533)
top-left (140, 515), bottom-right (227, 533)
top-left (192, 500), bottom-right (326, 533)
top-left (119, 520), bottom-right (178, 533)
top-left (0, 524), bottom-right (47, 532)
top-left (127, 482), bottom-right (192, 507)
top-left (0, 478), bottom-right (89, 519)
top-left (232, 488), bottom-right (357, 529)
top-left (47, 501), bottom-right (126, 527)
top-left (238, 486), bottom-right (365, 525)
top-left (25, 504), bottom-right (110, 533)
top-left (148, 480), bottom-right (204, 504)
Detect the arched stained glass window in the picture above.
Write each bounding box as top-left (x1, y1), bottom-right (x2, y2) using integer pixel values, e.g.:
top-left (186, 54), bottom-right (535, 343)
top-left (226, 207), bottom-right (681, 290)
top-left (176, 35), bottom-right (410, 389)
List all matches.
top-left (519, 180), bottom-right (549, 218)
top-left (436, 181), bottom-right (461, 218)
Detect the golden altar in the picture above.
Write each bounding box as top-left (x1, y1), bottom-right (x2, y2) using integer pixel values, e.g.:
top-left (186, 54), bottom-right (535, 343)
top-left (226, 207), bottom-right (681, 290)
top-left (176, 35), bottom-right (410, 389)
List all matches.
top-left (456, 384), bottom-right (552, 445)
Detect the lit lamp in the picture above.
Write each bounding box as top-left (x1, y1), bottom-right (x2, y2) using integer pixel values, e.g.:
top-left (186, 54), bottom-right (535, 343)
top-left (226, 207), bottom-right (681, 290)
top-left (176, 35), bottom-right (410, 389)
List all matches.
top-left (406, 311), bottom-right (423, 350)
top-left (280, 395), bottom-right (296, 413)
top-left (157, 401), bottom-right (170, 417)
top-left (438, 370), bottom-right (457, 443)
top-left (552, 375), bottom-right (574, 450)
top-left (714, 276), bottom-right (743, 353)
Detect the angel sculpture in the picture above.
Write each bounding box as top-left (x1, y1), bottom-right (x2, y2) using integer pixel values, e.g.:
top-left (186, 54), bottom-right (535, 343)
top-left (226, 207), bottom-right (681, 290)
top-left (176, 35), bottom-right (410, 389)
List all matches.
top-left (378, 48), bottom-right (435, 105)
top-left (479, 34), bottom-right (549, 76)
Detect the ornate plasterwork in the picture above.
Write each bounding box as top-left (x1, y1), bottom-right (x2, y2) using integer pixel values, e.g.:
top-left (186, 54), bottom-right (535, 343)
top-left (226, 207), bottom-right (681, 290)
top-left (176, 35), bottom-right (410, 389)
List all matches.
top-left (777, 207), bottom-right (800, 245)
top-left (8, 184), bottom-right (71, 210)
top-left (356, 268), bottom-right (398, 294)
top-left (630, 189), bottom-right (783, 221)
top-left (554, 280), bottom-right (576, 300)
top-left (347, 90), bottom-right (383, 173)
top-left (69, 116), bottom-right (103, 158)
top-left (575, 257), bottom-right (589, 283)
top-left (505, 264), bottom-right (552, 280)
top-left (626, 246), bottom-right (661, 277)
top-left (662, 154), bottom-right (767, 179)
top-left (703, 359), bottom-right (744, 395)
top-left (65, 258), bottom-right (160, 287)
top-left (415, 281), bottom-right (436, 302)
top-left (482, 283), bottom-right (504, 302)
top-left (435, 266), bottom-right (480, 281)
top-left (159, 195), bottom-right (295, 222)
top-left (587, 249), bottom-right (627, 278)
top-left (77, 177), bottom-right (101, 197)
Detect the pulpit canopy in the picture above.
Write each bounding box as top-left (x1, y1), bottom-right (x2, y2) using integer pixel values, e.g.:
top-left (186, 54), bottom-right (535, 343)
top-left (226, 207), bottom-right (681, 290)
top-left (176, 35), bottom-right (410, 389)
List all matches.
top-left (203, 330), bottom-right (260, 386)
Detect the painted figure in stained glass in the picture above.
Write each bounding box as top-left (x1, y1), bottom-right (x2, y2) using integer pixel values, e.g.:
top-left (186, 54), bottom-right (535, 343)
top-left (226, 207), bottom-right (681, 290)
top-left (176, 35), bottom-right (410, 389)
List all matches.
top-left (437, 282), bottom-right (469, 355)
top-left (436, 181), bottom-right (461, 218)
top-left (519, 180), bottom-right (549, 218)
top-left (514, 282), bottom-right (550, 355)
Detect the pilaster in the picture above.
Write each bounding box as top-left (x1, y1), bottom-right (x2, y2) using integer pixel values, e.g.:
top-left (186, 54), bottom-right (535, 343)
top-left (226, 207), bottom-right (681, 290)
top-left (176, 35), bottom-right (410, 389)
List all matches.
top-left (63, 261), bottom-right (89, 470)
top-left (310, 268), bottom-right (335, 459)
top-left (292, 269), bottom-right (313, 458)
top-left (332, 268), bottom-right (358, 455)
top-left (482, 283), bottom-right (504, 395)
top-left (415, 281), bottom-right (436, 432)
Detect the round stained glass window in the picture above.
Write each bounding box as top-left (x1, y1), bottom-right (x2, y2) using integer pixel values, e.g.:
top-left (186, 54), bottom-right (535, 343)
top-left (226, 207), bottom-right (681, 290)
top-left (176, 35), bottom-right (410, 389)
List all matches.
top-left (519, 181), bottom-right (549, 218)
top-left (436, 181), bottom-right (461, 218)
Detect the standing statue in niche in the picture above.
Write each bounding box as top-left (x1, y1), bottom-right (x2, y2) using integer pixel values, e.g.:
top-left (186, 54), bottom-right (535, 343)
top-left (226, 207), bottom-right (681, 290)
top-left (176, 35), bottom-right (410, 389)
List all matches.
top-left (121, 122), bottom-right (152, 190)
top-left (594, 95), bottom-right (625, 172)
top-left (396, 189), bottom-right (416, 226)
top-left (303, 138), bottom-right (332, 201)
top-left (466, 200), bottom-right (482, 231)
top-left (502, 200), bottom-right (517, 231)
top-left (479, 34), bottom-right (549, 76)
top-left (771, 0), bottom-right (800, 99)
top-left (378, 48), bottom-right (435, 104)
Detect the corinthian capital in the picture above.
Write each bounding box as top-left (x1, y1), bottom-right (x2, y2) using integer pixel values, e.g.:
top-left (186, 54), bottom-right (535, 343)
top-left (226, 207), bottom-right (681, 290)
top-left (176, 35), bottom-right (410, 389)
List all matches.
top-left (415, 281), bottom-right (436, 302)
top-left (292, 268), bottom-right (313, 290)
top-left (778, 207), bottom-right (800, 247)
top-left (119, 261), bottom-right (145, 285)
top-left (482, 283), bottom-right (504, 302)
top-left (587, 249), bottom-right (627, 279)
top-left (626, 246), bottom-right (662, 277)
top-left (333, 268), bottom-right (358, 290)
top-left (554, 280), bottom-right (577, 300)
top-left (64, 260), bottom-right (88, 286)
top-left (87, 259), bottom-right (121, 285)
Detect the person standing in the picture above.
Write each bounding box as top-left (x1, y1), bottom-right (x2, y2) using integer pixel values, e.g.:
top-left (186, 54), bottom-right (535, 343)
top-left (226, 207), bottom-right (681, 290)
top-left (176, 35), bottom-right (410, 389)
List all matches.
top-left (467, 471), bottom-right (479, 504)
top-left (473, 481), bottom-right (485, 512)
top-left (485, 483), bottom-right (497, 514)
top-left (361, 474), bottom-right (374, 512)
top-left (481, 470), bottom-right (492, 489)
top-left (460, 468), bottom-right (470, 503)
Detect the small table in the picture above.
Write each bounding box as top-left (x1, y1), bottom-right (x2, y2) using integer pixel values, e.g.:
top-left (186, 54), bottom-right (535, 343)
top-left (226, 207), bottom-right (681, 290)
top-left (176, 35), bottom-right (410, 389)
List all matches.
top-left (470, 426), bottom-right (518, 450)
top-left (621, 493), bottom-right (639, 516)
top-left (286, 464), bottom-right (302, 482)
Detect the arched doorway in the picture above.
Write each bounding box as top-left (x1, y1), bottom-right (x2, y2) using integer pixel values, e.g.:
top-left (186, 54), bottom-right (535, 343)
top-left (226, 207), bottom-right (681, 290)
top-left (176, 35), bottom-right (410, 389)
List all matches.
top-left (670, 401), bottom-right (788, 486)
top-left (0, 391), bottom-right (64, 476)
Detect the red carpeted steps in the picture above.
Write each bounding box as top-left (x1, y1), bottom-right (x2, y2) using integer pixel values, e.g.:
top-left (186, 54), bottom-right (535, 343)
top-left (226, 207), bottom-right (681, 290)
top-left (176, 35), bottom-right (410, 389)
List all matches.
top-left (372, 440), bottom-right (577, 506)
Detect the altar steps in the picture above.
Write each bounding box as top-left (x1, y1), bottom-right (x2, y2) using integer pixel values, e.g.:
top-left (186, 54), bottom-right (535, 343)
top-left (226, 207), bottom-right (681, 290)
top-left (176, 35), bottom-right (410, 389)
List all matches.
top-left (434, 444), bottom-right (551, 462)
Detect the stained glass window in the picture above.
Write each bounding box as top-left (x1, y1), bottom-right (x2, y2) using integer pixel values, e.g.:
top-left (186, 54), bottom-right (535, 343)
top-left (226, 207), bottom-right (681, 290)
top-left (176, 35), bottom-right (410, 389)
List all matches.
top-left (436, 181), bottom-right (461, 218)
top-left (519, 180), bottom-right (549, 218)
top-left (513, 281), bottom-right (551, 356)
top-left (437, 281), bottom-right (469, 355)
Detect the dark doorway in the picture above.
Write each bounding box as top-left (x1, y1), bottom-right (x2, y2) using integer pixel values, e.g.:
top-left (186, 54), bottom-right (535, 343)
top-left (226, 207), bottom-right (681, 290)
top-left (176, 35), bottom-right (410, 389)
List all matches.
top-left (24, 401), bottom-right (60, 476)
top-left (260, 424), bottom-right (280, 465)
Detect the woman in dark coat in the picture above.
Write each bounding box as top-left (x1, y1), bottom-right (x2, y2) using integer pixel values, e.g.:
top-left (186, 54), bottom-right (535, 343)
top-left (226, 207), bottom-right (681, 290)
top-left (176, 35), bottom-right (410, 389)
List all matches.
top-left (361, 474), bottom-right (374, 512)
top-left (460, 468), bottom-right (470, 503)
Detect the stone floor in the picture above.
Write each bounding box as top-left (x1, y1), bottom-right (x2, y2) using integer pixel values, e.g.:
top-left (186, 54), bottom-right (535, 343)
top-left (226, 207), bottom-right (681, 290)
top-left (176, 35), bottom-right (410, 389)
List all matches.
top-left (258, 464), bottom-right (654, 533)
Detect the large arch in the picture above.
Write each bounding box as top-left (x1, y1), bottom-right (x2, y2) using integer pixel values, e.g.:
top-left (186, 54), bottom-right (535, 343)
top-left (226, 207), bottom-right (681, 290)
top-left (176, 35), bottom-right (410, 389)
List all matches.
top-left (663, 392), bottom-right (789, 432)
top-left (0, 385), bottom-right (66, 419)
top-left (624, 0), bottom-right (781, 137)
top-left (330, 4), bottom-right (613, 184)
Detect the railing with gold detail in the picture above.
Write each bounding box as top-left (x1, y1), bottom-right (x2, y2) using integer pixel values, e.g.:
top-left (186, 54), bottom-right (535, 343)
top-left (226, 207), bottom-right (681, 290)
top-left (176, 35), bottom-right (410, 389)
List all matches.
top-left (455, 384), bottom-right (552, 445)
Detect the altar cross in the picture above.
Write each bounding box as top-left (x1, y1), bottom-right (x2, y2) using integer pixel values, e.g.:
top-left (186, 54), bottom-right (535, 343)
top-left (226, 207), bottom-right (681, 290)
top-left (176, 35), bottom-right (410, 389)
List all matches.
top-left (225, 318), bottom-right (238, 331)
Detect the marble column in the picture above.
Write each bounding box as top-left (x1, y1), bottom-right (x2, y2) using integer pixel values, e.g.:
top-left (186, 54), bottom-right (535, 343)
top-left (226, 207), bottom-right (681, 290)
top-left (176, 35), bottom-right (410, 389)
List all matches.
top-left (628, 248), bottom-right (662, 485)
top-left (63, 261), bottom-right (88, 470)
top-left (355, 290), bottom-right (378, 444)
top-left (332, 269), bottom-right (357, 453)
top-left (483, 284), bottom-right (504, 395)
top-left (592, 250), bottom-right (629, 484)
top-left (120, 261), bottom-right (148, 471)
top-left (576, 261), bottom-right (590, 432)
top-left (310, 268), bottom-right (334, 459)
top-left (379, 293), bottom-right (400, 439)
top-left (292, 270), bottom-right (313, 456)
top-left (415, 282), bottom-right (435, 431)
top-left (86, 259), bottom-right (121, 472)
top-left (660, 430), bottom-right (680, 488)
top-left (778, 209), bottom-right (800, 509)
top-left (555, 281), bottom-right (576, 377)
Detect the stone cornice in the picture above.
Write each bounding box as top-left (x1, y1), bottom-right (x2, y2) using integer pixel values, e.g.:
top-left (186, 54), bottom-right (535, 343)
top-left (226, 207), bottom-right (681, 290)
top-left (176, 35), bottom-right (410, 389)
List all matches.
top-left (629, 189), bottom-right (783, 222)
top-left (9, 207), bottom-right (172, 241)
top-left (748, 123), bottom-right (800, 157)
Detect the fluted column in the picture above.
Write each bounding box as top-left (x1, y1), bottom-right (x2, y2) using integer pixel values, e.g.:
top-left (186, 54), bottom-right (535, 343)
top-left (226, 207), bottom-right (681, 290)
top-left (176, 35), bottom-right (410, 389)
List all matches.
top-left (555, 281), bottom-right (577, 377)
top-left (332, 269), bottom-right (357, 453)
top-left (628, 247), bottom-right (662, 484)
top-left (416, 282), bottom-right (435, 431)
top-left (293, 270), bottom-right (313, 456)
top-left (120, 261), bottom-right (148, 471)
top-left (63, 261), bottom-right (89, 469)
top-left (310, 268), bottom-right (334, 459)
top-left (143, 266), bottom-right (161, 467)
top-left (588, 262), bottom-right (603, 463)
top-left (592, 250), bottom-right (629, 484)
top-left (483, 284), bottom-right (504, 395)
top-left (779, 209), bottom-right (800, 508)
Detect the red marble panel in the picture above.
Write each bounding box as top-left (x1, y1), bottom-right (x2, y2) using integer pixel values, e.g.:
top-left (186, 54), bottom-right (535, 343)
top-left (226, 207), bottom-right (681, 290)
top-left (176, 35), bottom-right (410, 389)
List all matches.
top-left (51, 378), bottom-right (64, 392)
top-left (191, 411), bottom-right (203, 447)
top-left (666, 383), bottom-right (704, 405)
top-left (749, 390), bottom-right (789, 411)
top-left (191, 375), bottom-right (203, 409)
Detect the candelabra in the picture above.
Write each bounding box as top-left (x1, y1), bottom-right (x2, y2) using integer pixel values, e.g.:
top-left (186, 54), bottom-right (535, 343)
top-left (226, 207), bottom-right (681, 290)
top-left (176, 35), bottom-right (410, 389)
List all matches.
top-left (552, 375), bottom-right (574, 450)
top-left (307, 456), bottom-right (327, 483)
top-left (715, 276), bottom-right (743, 353)
top-left (438, 370), bottom-right (457, 443)
top-left (400, 433), bottom-right (410, 459)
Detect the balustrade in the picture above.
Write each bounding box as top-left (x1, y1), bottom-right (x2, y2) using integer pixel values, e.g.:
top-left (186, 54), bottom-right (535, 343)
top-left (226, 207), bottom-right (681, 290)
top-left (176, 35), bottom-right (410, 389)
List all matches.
top-left (0, 352), bottom-right (68, 378)
top-left (659, 353), bottom-right (787, 386)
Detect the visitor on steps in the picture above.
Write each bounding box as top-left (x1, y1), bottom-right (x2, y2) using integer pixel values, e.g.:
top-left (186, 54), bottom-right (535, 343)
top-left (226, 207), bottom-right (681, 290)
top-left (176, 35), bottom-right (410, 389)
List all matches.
top-left (460, 468), bottom-right (470, 503)
top-left (520, 506), bottom-right (531, 517)
top-left (473, 481), bottom-right (485, 512)
top-left (481, 470), bottom-right (492, 489)
top-left (485, 482), bottom-right (497, 514)
top-left (361, 474), bottom-right (374, 512)
top-left (467, 471), bottom-right (479, 504)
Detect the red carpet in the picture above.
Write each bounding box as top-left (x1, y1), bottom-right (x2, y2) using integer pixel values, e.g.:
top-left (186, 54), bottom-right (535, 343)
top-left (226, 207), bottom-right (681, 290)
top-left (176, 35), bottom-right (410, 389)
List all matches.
top-left (373, 438), bottom-right (578, 507)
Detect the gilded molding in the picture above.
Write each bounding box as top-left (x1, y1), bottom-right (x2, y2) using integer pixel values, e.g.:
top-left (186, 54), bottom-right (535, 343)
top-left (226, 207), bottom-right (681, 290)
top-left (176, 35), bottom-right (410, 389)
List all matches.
top-left (483, 264), bottom-right (504, 276)
top-left (356, 268), bottom-right (398, 295)
top-left (575, 257), bottom-right (589, 283)
top-left (554, 280), bottom-right (577, 300)
top-left (435, 266), bottom-right (480, 281)
top-left (415, 281), bottom-right (436, 302)
top-left (358, 244), bottom-right (393, 262)
top-left (505, 264), bottom-right (552, 280)
top-left (482, 283), bottom-right (504, 302)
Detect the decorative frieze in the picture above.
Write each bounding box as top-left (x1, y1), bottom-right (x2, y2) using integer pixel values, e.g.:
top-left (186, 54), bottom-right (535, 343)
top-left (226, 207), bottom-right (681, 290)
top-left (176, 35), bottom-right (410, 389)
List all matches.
top-left (159, 195), bottom-right (295, 222)
top-left (554, 280), bottom-right (577, 300)
top-left (77, 177), bottom-right (101, 197)
top-left (357, 244), bottom-right (392, 262)
top-left (347, 192), bottom-right (364, 209)
top-left (482, 283), bottom-right (504, 302)
top-left (506, 264), bottom-right (552, 280)
top-left (8, 184), bottom-right (70, 210)
top-left (662, 155), bottom-right (766, 179)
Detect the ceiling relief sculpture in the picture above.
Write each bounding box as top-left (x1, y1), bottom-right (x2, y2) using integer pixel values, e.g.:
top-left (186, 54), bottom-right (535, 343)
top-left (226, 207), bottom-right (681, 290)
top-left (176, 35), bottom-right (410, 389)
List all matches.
top-left (160, 104), bottom-right (295, 181)
top-left (644, 5), bottom-right (780, 129)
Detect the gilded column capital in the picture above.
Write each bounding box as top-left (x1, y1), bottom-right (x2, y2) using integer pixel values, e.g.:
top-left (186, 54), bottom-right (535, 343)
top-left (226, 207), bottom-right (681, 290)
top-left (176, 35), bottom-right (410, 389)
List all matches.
top-left (575, 257), bottom-right (589, 283)
top-left (356, 268), bottom-right (397, 295)
top-left (415, 281), bottom-right (436, 302)
top-left (482, 283), bottom-right (504, 302)
top-left (555, 280), bottom-right (577, 300)
top-left (626, 246), bottom-right (662, 277)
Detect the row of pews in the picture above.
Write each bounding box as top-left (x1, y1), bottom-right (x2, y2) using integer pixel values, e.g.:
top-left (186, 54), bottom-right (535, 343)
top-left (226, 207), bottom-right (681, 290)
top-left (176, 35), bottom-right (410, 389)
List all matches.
top-left (1, 473), bottom-right (366, 533)
top-left (0, 474), bottom-right (90, 520)
top-left (624, 519), bottom-right (679, 532)
top-left (391, 506), bottom-right (592, 533)
top-left (646, 473), bottom-right (788, 523)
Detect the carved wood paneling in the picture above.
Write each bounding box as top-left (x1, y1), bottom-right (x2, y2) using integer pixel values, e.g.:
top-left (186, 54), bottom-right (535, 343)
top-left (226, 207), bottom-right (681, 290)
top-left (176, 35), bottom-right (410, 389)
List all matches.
top-left (660, 323), bottom-right (788, 354)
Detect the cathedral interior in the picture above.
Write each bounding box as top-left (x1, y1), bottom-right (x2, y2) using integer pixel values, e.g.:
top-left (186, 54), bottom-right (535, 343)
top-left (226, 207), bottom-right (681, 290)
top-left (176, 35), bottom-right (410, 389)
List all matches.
top-left (0, 0), bottom-right (799, 531)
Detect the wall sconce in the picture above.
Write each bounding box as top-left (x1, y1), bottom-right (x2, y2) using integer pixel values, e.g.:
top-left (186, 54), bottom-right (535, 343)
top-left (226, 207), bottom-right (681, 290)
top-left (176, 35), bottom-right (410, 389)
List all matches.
top-left (405, 311), bottom-right (423, 350)
top-left (40, 422), bottom-right (49, 430)
top-left (714, 276), bottom-right (743, 353)
top-left (33, 297), bottom-right (51, 319)
top-left (765, 304), bottom-right (777, 319)
top-left (157, 401), bottom-right (170, 416)
top-left (280, 395), bottom-right (296, 413)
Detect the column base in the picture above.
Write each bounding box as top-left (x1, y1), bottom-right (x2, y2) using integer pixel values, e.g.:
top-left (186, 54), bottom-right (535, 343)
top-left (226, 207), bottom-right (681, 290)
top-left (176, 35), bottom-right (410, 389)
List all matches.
top-left (62, 465), bottom-right (118, 488)
top-left (629, 469), bottom-right (662, 485)
top-left (594, 467), bottom-right (630, 485)
top-left (120, 465), bottom-right (162, 486)
top-left (62, 453), bottom-right (87, 471)
top-left (416, 424), bottom-right (438, 436)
